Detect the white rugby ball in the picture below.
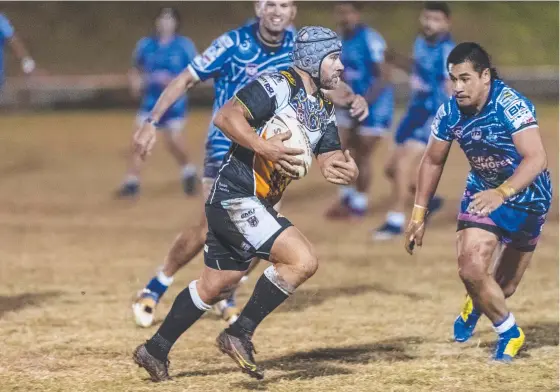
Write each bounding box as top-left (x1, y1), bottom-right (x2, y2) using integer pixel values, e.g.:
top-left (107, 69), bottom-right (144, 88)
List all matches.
top-left (263, 112), bottom-right (313, 179)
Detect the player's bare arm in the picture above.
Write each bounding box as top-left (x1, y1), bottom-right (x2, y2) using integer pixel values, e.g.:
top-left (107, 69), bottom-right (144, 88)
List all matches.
top-left (323, 81), bottom-right (369, 121)
top-left (317, 149), bottom-right (359, 185)
top-left (7, 34), bottom-right (36, 74)
top-left (132, 68), bottom-right (199, 159)
top-left (364, 60), bottom-right (391, 105)
top-left (469, 126), bottom-right (548, 217)
top-left (213, 98), bottom-right (305, 177)
top-left (127, 66), bottom-right (143, 99)
top-left (404, 136), bottom-right (452, 254)
top-left (385, 48), bottom-right (413, 73)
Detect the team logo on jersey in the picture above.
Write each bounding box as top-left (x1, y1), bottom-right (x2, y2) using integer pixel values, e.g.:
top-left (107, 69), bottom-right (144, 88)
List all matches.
top-left (246, 64), bottom-right (258, 77)
top-left (471, 128), bottom-right (482, 141)
top-left (486, 130), bottom-right (498, 143)
top-left (452, 126), bottom-right (463, 138)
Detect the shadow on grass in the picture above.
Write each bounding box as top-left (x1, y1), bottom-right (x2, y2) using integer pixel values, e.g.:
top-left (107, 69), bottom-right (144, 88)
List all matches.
top-left (277, 283), bottom-right (427, 313)
top-left (0, 291), bottom-right (62, 317)
top-left (174, 336), bottom-right (423, 387)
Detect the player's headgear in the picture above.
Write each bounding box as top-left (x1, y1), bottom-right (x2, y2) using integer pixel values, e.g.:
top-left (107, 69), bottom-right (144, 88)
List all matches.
top-left (292, 26), bottom-right (342, 82)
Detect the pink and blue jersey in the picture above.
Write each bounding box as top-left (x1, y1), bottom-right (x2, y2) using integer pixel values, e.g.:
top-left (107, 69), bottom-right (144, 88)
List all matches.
top-left (432, 79), bottom-right (552, 216)
top-left (134, 35), bottom-right (197, 121)
top-left (340, 24), bottom-right (393, 129)
top-left (187, 22), bottom-right (295, 178)
top-left (0, 13), bottom-right (15, 86)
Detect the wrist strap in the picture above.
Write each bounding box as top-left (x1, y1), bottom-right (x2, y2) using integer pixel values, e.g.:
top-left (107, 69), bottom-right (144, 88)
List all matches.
top-left (495, 181), bottom-right (517, 200)
top-left (411, 204), bottom-right (427, 223)
top-left (145, 116), bottom-right (158, 126)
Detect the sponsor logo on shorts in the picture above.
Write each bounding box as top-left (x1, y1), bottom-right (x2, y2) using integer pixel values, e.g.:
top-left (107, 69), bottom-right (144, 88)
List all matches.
top-left (241, 208), bottom-right (255, 219)
top-left (247, 216), bottom-right (259, 227)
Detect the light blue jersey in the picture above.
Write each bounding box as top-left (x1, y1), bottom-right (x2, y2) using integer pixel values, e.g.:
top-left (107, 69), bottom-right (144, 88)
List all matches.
top-left (0, 14), bottom-right (15, 86)
top-left (395, 33), bottom-right (454, 145)
top-left (134, 35), bottom-right (197, 123)
top-left (339, 24), bottom-right (393, 131)
top-left (187, 22), bottom-right (295, 178)
top-left (432, 79), bottom-right (552, 215)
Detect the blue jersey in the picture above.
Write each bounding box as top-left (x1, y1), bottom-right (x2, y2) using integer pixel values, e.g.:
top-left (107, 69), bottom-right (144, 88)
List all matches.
top-left (409, 34), bottom-right (454, 112)
top-left (134, 35), bottom-right (197, 117)
top-left (432, 79), bottom-right (552, 215)
top-left (188, 22), bottom-right (294, 166)
top-left (340, 24), bottom-right (393, 111)
top-left (0, 14), bottom-right (15, 85)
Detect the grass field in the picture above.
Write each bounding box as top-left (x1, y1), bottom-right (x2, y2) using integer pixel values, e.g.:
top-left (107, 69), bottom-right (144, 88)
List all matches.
top-left (0, 105), bottom-right (558, 392)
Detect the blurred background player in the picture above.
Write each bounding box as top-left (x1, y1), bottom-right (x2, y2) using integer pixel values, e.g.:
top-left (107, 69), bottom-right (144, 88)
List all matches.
top-left (373, 2), bottom-right (453, 240)
top-left (132, 0), bottom-right (298, 327)
top-left (405, 42), bottom-right (552, 361)
top-left (117, 7), bottom-right (198, 198)
top-left (325, 1), bottom-right (393, 219)
top-left (0, 12), bottom-right (37, 91)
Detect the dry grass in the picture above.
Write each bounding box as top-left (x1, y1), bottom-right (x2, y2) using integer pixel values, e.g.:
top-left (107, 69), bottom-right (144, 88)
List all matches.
top-left (0, 106), bottom-right (557, 392)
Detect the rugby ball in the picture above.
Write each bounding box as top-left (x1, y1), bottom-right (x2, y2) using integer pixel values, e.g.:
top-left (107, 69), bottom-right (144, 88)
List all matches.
top-left (262, 112), bottom-right (313, 179)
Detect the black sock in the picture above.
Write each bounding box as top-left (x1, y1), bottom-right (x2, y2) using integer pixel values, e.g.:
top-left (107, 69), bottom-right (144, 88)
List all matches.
top-left (145, 284), bottom-right (208, 361)
top-left (227, 272), bottom-right (290, 337)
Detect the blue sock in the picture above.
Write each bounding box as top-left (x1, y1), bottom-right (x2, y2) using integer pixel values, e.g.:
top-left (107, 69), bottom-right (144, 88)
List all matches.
top-left (145, 271), bottom-right (174, 300)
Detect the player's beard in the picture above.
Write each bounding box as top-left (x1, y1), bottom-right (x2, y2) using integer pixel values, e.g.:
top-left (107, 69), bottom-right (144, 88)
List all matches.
top-left (320, 73), bottom-right (341, 90)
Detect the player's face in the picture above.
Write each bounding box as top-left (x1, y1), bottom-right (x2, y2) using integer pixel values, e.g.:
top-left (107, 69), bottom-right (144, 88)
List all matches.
top-left (420, 10), bottom-right (449, 40)
top-left (319, 52), bottom-right (344, 90)
top-left (334, 3), bottom-right (360, 32)
top-left (448, 61), bottom-right (491, 110)
top-left (257, 1), bottom-right (295, 34)
top-left (156, 14), bottom-right (177, 37)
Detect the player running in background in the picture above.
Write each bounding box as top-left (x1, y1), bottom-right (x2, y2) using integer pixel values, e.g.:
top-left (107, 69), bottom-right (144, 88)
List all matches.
top-left (131, 0), bottom-right (367, 329)
top-left (374, 2), bottom-right (453, 240)
top-left (405, 42), bottom-right (552, 362)
top-left (117, 7), bottom-right (198, 198)
top-left (0, 13), bottom-right (37, 90)
top-left (132, 26), bottom-right (359, 381)
top-left (325, 1), bottom-right (393, 219)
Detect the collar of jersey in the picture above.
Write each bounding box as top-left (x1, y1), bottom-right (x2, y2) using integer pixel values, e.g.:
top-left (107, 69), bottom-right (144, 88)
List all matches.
top-left (252, 22), bottom-right (287, 53)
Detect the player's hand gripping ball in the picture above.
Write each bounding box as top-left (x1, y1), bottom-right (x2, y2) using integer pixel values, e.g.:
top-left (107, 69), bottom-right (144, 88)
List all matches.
top-left (262, 113), bottom-right (313, 179)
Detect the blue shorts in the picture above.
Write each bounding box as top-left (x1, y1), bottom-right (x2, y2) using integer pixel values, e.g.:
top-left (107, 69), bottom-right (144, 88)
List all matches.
top-left (395, 105), bottom-right (435, 145)
top-left (457, 190), bottom-right (547, 252)
top-left (335, 91), bottom-right (394, 136)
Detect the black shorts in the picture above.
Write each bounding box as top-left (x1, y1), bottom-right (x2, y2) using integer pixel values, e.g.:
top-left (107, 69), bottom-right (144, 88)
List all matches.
top-left (204, 196), bottom-right (292, 271)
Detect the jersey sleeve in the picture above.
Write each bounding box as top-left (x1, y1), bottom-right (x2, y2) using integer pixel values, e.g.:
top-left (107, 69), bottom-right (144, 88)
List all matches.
top-left (499, 91), bottom-right (538, 134)
top-left (365, 29), bottom-right (386, 64)
top-left (234, 73), bottom-right (291, 124)
top-left (187, 31), bottom-right (237, 82)
top-left (314, 110), bottom-right (341, 156)
top-left (0, 14), bottom-right (15, 39)
top-left (430, 103), bottom-right (453, 142)
top-left (132, 38), bottom-right (150, 69)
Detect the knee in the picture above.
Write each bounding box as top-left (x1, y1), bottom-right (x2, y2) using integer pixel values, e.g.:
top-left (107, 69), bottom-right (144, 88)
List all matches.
top-left (457, 251), bottom-right (487, 286)
top-left (196, 278), bottom-right (236, 305)
top-left (296, 250), bottom-right (319, 280)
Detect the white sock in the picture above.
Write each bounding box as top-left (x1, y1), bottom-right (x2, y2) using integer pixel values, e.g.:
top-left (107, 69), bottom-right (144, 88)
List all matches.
top-left (349, 192), bottom-right (368, 211)
top-left (493, 313), bottom-right (516, 335)
top-left (339, 186), bottom-right (355, 200)
top-left (181, 164), bottom-right (197, 178)
top-left (156, 270), bottom-right (174, 287)
top-left (387, 211), bottom-right (406, 227)
top-left (124, 175), bottom-right (139, 185)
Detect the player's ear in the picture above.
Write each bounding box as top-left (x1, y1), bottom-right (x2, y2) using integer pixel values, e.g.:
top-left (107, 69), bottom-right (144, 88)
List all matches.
top-left (481, 68), bottom-right (491, 84)
top-left (254, 1), bottom-right (263, 18)
top-left (291, 3), bottom-right (298, 22)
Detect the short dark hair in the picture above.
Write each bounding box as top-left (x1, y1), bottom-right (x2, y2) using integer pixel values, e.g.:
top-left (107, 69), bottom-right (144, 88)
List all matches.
top-left (155, 7), bottom-right (181, 29)
top-left (336, 1), bottom-right (363, 11)
top-left (423, 2), bottom-right (451, 18)
top-left (447, 42), bottom-right (499, 80)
